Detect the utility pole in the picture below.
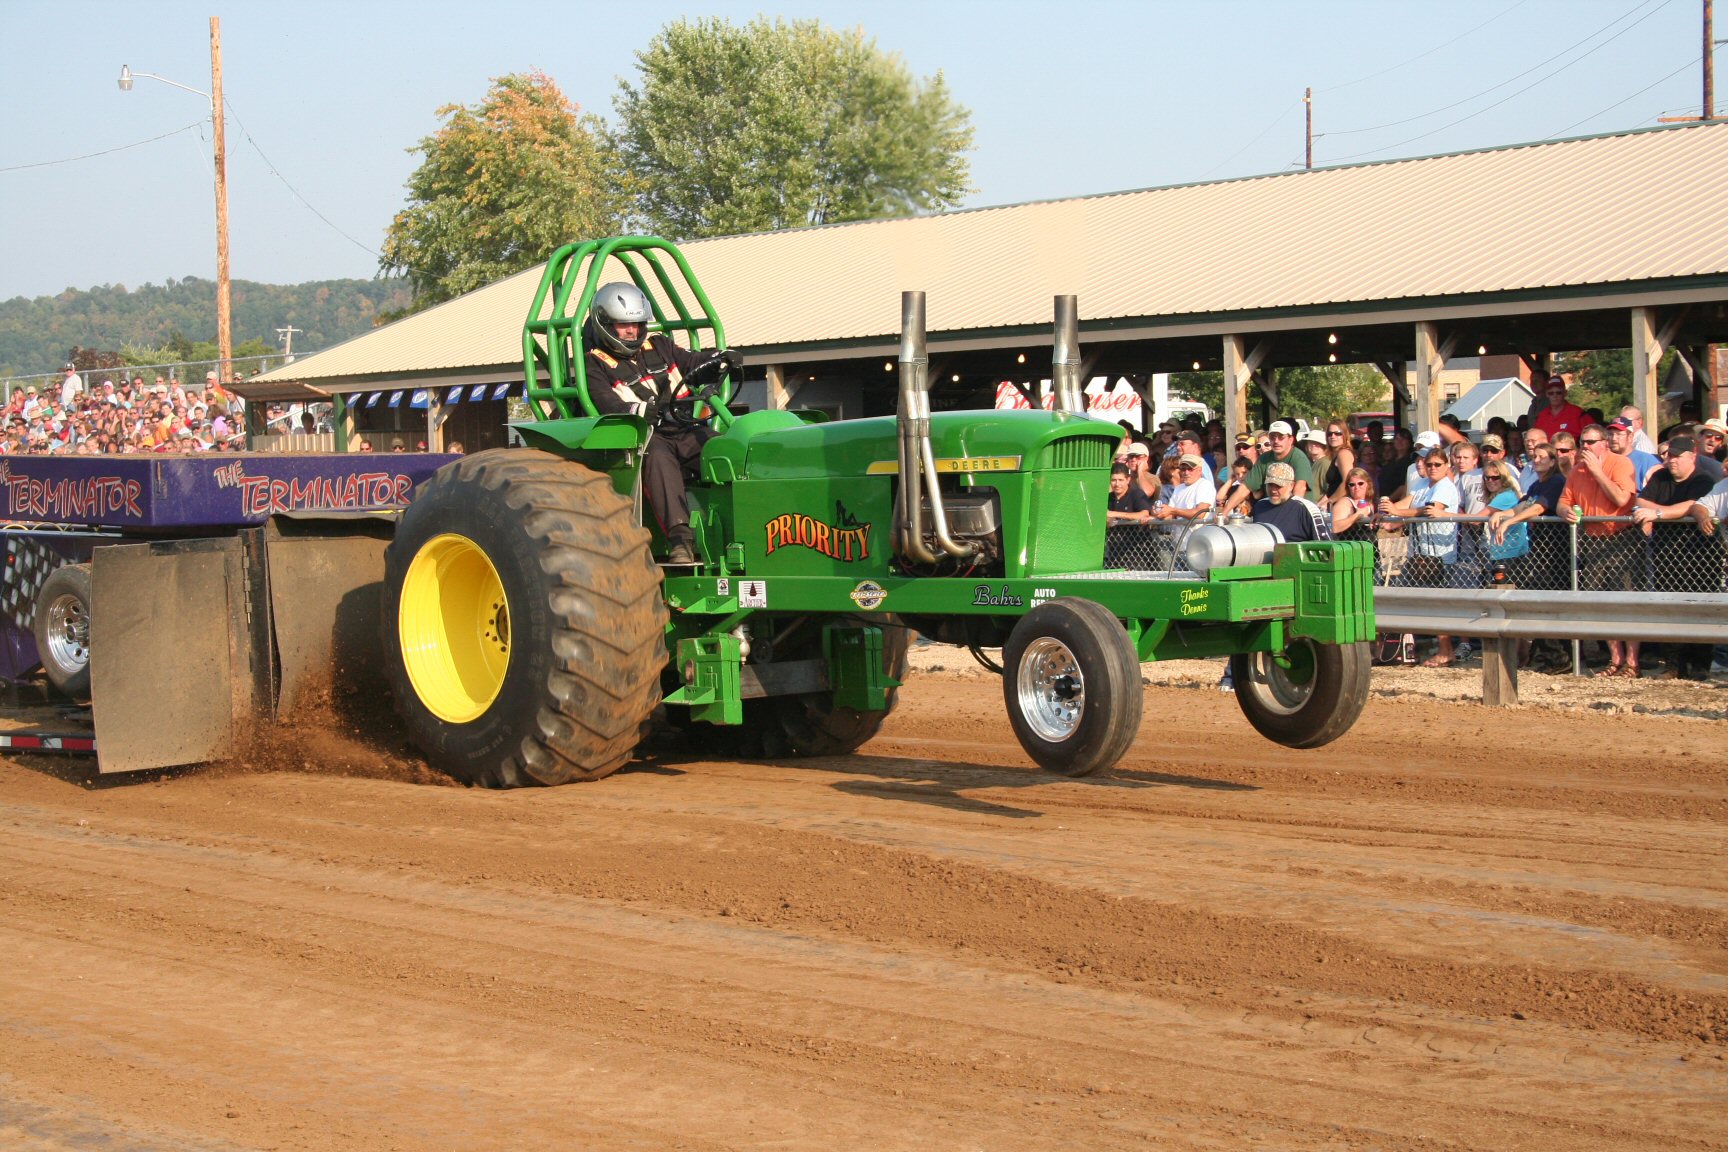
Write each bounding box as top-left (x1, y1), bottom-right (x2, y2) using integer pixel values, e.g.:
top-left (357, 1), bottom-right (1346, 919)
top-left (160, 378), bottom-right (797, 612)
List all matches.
top-left (1304, 87), bottom-right (1313, 169)
top-left (277, 325), bottom-right (302, 362)
top-left (1705, 0), bottom-right (1715, 120)
top-left (211, 17), bottom-right (231, 384)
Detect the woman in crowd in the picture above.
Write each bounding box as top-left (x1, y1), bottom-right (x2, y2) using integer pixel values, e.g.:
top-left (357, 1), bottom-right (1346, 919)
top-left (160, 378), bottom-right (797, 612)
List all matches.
top-left (1321, 419), bottom-right (1356, 502)
top-left (1330, 467), bottom-right (1379, 541)
top-left (1481, 460), bottom-right (1528, 579)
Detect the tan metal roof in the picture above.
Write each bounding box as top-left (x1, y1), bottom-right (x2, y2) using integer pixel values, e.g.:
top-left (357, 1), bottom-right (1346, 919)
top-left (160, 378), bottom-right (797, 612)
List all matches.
top-left (251, 122), bottom-right (1728, 389)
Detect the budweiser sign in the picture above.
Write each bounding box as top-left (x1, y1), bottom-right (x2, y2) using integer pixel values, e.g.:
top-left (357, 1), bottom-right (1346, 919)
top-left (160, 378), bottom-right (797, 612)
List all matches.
top-left (994, 380), bottom-right (1142, 428)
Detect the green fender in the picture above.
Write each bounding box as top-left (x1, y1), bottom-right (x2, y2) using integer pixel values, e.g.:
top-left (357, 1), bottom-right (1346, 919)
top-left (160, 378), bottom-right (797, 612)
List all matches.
top-left (509, 415), bottom-right (648, 495)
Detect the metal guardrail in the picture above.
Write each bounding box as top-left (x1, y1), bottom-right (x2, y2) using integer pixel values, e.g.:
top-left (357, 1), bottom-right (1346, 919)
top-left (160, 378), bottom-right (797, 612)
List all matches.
top-left (1372, 588), bottom-right (1728, 642)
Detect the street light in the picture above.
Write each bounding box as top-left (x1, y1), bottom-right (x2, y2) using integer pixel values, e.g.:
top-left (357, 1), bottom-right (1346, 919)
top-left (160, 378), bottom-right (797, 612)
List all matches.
top-left (117, 16), bottom-right (231, 384)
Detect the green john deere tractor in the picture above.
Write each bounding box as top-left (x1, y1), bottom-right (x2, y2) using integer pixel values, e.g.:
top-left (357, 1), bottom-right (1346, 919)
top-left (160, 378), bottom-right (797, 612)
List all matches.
top-left (380, 236), bottom-right (1375, 787)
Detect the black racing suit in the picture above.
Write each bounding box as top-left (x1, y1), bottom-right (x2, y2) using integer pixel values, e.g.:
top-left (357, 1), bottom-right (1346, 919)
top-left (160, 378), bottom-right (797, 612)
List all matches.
top-left (586, 334), bottom-right (718, 548)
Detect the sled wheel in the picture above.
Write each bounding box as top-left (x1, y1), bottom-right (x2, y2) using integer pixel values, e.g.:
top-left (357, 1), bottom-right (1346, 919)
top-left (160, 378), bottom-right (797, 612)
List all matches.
top-left (382, 449), bottom-right (667, 786)
top-left (729, 621), bottom-right (911, 759)
top-left (1002, 598), bottom-right (1143, 777)
top-left (34, 563), bottom-right (92, 702)
top-left (1230, 638), bottom-right (1369, 749)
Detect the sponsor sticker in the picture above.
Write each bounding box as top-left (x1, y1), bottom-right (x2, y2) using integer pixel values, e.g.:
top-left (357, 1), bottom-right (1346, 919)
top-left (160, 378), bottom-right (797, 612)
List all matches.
top-left (716, 577), bottom-right (731, 598)
top-left (972, 584), bottom-right (1024, 607)
top-left (739, 580), bottom-right (767, 608)
top-left (849, 580), bottom-right (888, 610)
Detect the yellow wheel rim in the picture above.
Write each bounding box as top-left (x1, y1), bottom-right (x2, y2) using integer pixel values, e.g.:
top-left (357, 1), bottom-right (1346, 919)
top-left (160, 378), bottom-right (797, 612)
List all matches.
top-left (398, 533), bottom-right (510, 723)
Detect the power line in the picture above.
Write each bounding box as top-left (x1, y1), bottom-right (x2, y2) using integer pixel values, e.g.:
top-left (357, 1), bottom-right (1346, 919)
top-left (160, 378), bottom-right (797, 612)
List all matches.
top-left (1547, 53), bottom-right (1702, 135)
top-left (1317, 0), bottom-right (1532, 94)
top-left (0, 119), bottom-right (205, 173)
top-left (1197, 99), bottom-right (1302, 179)
top-left (1326, 0), bottom-right (1676, 161)
top-left (220, 98), bottom-right (397, 269)
top-left (1321, 0), bottom-right (1672, 142)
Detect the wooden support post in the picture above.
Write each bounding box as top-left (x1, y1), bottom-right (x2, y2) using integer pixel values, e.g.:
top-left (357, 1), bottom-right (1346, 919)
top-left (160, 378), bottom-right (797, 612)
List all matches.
top-left (1632, 307), bottom-right (1661, 429)
top-left (1414, 322), bottom-right (1454, 434)
top-left (1374, 360), bottom-right (1410, 426)
top-left (1223, 335), bottom-right (1251, 448)
top-left (765, 362), bottom-right (799, 411)
top-left (1482, 637), bottom-right (1518, 706)
top-left (1222, 335), bottom-right (1274, 446)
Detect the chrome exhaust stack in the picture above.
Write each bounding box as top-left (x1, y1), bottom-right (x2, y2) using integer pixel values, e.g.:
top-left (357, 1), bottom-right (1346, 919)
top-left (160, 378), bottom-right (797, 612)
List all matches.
top-left (892, 291), bottom-right (976, 564)
top-left (1051, 294), bottom-right (1085, 414)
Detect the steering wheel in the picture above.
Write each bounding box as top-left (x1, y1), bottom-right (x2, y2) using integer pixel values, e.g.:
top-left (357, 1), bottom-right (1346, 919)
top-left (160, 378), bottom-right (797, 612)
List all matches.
top-left (664, 350), bottom-right (738, 426)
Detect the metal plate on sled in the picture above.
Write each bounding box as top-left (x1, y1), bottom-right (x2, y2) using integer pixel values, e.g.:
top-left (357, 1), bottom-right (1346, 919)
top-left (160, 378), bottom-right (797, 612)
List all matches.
top-left (263, 520), bottom-right (392, 718)
top-left (91, 535), bottom-right (262, 773)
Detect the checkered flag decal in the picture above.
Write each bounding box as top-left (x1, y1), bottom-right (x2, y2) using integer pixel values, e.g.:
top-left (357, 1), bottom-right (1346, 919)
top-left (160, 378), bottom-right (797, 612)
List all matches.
top-left (1, 536), bottom-right (63, 630)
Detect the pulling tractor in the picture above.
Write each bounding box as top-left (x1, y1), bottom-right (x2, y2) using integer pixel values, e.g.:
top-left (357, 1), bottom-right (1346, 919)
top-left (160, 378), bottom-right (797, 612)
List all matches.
top-left (381, 236), bottom-right (1375, 786)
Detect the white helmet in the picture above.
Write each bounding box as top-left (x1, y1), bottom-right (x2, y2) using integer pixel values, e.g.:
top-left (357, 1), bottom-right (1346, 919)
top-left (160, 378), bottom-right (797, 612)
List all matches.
top-left (586, 281), bottom-right (653, 355)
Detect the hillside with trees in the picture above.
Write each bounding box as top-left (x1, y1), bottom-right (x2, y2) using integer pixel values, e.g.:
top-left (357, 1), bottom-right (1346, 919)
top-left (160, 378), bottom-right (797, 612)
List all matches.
top-left (0, 277), bottom-right (414, 377)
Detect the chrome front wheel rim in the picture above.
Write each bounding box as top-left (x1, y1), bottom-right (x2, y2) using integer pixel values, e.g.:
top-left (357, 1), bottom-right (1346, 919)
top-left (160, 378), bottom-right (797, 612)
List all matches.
top-left (1016, 636), bottom-right (1085, 743)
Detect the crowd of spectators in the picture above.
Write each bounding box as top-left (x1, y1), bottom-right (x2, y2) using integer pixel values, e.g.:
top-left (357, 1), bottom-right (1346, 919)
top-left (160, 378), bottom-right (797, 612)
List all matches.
top-left (1106, 374), bottom-right (1728, 682)
top-left (1, 365), bottom-right (246, 455)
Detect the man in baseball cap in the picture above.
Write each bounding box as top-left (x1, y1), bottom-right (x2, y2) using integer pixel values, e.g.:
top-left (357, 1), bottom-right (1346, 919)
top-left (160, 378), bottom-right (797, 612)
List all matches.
top-left (1122, 439), bottom-right (1155, 497)
top-left (1221, 418), bottom-right (1312, 516)
top-left (1607, 415), bottom-right (1661, 488)
top-left (1248, 460), bottom-right (1323, 543)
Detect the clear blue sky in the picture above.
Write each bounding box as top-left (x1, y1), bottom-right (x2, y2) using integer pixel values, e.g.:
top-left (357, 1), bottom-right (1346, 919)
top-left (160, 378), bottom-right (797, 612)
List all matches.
top-left (1, 0), bottom-right (1711, 303)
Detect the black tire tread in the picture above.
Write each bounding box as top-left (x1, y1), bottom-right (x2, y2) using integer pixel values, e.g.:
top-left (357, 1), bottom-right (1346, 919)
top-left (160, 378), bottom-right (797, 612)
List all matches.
top-left (1229, 639), bottom-right (1369, 750)
top-left (384, 449), bottom-right (667, 787)
top-left (1002, 597), bottom-right (1143, 777)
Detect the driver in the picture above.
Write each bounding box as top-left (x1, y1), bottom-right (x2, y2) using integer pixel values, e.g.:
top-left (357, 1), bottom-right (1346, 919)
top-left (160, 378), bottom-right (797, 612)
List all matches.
top-left (584, 281), bottom-right (738, 564)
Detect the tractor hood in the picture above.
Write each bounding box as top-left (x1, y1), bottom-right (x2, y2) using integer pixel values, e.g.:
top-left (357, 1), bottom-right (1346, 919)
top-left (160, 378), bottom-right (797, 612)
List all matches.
top-left (710, 408), bottom-right (1121, 483)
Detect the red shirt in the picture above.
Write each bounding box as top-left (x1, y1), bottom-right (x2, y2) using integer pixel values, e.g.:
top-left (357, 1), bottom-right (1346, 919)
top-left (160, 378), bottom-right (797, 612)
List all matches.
top-left (1533, 402), bottom-right (1588, 438)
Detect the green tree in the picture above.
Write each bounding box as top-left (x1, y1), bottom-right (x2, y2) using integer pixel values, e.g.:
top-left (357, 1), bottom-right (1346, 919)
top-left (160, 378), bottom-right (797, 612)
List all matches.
top-left (1275, 363), bottom-right (1389, 424)
top-left (1166, 364), bottom-right (1387, 426)
top-left (380, 72), bottom-right (628, 313)
top-left (613, 17), bottom-right (974, 238)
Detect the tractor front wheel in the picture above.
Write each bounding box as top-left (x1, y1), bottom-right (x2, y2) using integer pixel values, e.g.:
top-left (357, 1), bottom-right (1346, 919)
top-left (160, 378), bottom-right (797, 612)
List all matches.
top-left (1003, 598), bottom-right (1143, 777)
top-left (382, 449), bottom-right (668, 786)
top-left (1230, 639), bottom-right (1369, 749)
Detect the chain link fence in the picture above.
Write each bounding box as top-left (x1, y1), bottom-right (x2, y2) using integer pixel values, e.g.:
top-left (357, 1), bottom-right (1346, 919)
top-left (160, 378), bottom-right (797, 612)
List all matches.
top-left (1105, 515), bottom-right (1728, 595)
top-left (1105, 511), bottom-right (1728, 677)
top-left (1368, 514), bottom-right (1728, 594)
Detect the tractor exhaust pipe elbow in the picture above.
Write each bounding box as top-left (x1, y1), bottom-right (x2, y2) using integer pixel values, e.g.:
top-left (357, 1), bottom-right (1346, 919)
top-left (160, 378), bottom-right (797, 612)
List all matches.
top-left (1052, 295), bottom-right (1085, 415)
top-left (895, 292), bottom-right (938, 564)
top-left (893, 291), bottom-right (974, 564)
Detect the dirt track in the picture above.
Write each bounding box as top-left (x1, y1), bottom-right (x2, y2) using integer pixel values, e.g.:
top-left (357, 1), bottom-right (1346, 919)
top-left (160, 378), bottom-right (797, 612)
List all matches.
top-left (2, 662), bottom-right (1726, 1151)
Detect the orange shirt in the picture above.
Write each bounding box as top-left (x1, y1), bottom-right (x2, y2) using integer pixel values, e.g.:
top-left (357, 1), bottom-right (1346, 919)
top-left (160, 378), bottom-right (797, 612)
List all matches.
top-left (1560, 450), bottom-right (1634, 536)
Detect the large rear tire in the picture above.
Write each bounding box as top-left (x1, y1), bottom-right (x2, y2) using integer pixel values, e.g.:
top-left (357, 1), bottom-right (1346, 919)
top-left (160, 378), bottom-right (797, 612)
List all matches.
top-left (382, 449), bottom-right (668, 786)
top-left (1002, 598), bottom-right (1143, 777)
top-left (34, 563), bottom-right (92, 702)
top-left (1230, 639), bottom-right (1369, 749)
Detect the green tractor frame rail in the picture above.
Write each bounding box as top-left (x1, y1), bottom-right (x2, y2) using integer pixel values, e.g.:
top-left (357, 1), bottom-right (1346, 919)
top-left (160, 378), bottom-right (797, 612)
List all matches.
top-left (379, 236), bottom-right (1376, 787)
